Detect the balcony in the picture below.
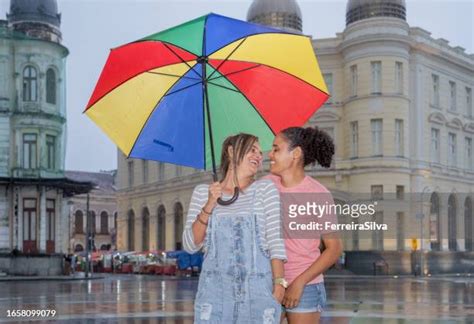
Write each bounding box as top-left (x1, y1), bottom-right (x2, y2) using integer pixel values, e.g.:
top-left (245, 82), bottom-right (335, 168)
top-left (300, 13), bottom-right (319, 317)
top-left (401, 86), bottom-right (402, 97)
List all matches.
top-left (11, 168), bottom-right (64, 179)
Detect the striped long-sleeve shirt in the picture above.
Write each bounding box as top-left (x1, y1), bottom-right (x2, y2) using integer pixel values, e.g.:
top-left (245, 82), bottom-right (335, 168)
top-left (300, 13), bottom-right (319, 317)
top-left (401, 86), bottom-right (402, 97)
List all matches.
top-left (182, 179), bottom-right (287, 261)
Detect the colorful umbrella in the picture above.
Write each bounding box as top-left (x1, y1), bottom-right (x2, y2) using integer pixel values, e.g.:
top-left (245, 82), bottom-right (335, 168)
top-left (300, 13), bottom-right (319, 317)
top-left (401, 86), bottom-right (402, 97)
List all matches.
top-left (84, 13), bottom-right (328, 201)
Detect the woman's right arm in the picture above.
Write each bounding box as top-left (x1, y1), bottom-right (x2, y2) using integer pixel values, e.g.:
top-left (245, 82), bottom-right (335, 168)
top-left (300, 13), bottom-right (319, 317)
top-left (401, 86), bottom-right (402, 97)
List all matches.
top-left (183, 185), bottom-right (208, 253)
top-left (182, 183), bottom-right (221, 253)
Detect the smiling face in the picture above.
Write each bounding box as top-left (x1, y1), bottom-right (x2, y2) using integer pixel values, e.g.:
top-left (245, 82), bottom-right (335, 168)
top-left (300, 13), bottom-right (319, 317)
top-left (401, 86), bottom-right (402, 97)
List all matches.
top-left (235, 141), bottom-right (263, 177)
top-left (268, 134), bottom-right (299, 176)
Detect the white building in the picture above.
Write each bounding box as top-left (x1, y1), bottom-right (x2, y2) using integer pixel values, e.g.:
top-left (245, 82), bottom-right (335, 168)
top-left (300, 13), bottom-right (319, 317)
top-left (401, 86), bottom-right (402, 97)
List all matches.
top-left (115, 0), bottom-right (473, 262)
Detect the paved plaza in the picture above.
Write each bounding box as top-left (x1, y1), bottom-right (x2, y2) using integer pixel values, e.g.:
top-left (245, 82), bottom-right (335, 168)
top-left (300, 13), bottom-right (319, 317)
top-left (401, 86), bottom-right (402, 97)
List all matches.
top-left (0, 274), bottom-right (472, 323)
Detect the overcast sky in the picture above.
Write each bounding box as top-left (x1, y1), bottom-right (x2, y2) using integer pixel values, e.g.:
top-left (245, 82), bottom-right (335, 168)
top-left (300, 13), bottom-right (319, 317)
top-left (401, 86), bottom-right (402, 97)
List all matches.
top-left (0, 0), bottom-right (472, 172)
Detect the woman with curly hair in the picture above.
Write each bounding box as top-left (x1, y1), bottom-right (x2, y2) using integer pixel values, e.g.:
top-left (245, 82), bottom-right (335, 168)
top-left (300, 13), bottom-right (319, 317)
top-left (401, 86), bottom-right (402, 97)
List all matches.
top-left (266, 126), bottom-right (343, 324)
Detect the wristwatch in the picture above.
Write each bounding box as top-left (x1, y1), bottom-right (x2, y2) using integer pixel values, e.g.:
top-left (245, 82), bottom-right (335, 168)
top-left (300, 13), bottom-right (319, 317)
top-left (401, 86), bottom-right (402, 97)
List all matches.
top-left (273, 277), bottom-right (289, 288)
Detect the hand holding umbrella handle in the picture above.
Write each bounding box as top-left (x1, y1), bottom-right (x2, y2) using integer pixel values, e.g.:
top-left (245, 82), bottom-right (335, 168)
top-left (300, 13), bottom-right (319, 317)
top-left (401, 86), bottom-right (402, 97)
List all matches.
top-left (217, 187), bottom-right (239, 206)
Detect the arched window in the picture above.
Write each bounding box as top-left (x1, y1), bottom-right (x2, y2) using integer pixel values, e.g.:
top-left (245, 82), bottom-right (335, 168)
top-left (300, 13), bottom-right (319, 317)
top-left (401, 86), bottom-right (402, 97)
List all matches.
top-left (127, 210), bottom-right (135, 251)
top-left (448, 194), bottom-right (457, 251)
top-left (74, 244), bottom-right (84, 252)
top-left (174, 202), bottom-right (183, 250)
top-left (22, 66), bottom-right (37, 102)
top-left (157, 205), bottom-right (166, 250)
top-left (465, 197), bottom-right (473, 251)
top-left (100, 211), bottom-right (109, 234)
top-left (89, 211), bottom-right (96, 234)
top-left (430, 193), bottom-right (441, 251)
top-left (74, 210), bottom-right (83, 234)
top-left (46, 68), bottom-right (56, 104)
top-left (142, 208), bottom-right (150, 251)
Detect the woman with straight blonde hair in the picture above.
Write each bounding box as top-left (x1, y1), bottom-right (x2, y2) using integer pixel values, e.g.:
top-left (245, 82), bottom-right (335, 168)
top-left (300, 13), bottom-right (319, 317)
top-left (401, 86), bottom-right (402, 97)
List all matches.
top-left (183, 133), bottom-right (287, 323)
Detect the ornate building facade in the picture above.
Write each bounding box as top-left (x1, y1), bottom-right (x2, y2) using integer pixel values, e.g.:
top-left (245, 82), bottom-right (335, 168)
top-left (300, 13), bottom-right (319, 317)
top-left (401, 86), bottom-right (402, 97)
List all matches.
top-left (116, 0), bottom-right (473, 256)
top-left (66, 171), bottom-right (117, 253)
top-left (0, 0), bottom-right (91, 254)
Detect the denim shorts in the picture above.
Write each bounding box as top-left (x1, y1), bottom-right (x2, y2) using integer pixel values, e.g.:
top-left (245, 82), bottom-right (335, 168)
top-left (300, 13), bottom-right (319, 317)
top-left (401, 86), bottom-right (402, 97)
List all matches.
top-left (284, 282), bottom-right (327, 313)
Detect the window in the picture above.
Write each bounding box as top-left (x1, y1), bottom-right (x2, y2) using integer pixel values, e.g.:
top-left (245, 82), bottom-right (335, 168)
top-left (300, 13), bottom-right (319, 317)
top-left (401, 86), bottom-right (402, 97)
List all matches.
top-left (395, 119), bottom-right (404, 156)
top-left (350, 121), bottom-right (358, 158)
top-left (142, 160), bottom-right (148, 184)
top-left (174, 203), bottom-right (184, 250)
top-left (323, 73), bottom-right (333, 103)
top-left (396, 185), bottom-right (404, 200)
top-left (448, 132), bottom-right (457, 167)
top-left (449, 81), bottom-right (457, 111)
top-left (100, 211), bottom-right (109, 234)
top-left (23, 133), bottom-right (37, 169)
top-left (396, 212), bottom-right (405, 251)
top-left (371, 185), bottom-right (383, 200)
top-left (22, 66), bottom-right (37, 102)
top-left (75, 210), bottom-right (84, 234)
top-left (46, 199), bottom-right (55, 241)
top-left (89, 211), bottom-right (96, 234)
top-left (158, 162), bottom-right (164, 181)
top-left (431, 74), bottom-right (439, 107)
top-left (395, 62), bottom-right (403, 94)
top-left (46, 135), bottom-right (56, 170)
top-left (467, 87), bottom-right (472, 117)
top-left (127, 160), bottom-right (134, 187)
top-left (46, 68), bottom-right (56, 104)
top-left (23, 199), bottom-right (37, 241)
top-left (466, 137), bottom-right (473, 170)
top-left (431, 128), bottom-right (440, 163)
top-left (371, 119), bottom-right (383, 156)
top-left (350, 65), bottom-right (358, 97)
top-left (372, 212), bottom-right (384, 250)
top-left (371, 61), bottom-right (382, 94)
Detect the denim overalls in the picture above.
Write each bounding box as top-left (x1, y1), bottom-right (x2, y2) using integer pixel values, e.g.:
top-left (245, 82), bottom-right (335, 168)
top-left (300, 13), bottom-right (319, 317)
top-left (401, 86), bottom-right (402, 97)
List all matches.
top-left (194, 192), bottom-right (280, 323)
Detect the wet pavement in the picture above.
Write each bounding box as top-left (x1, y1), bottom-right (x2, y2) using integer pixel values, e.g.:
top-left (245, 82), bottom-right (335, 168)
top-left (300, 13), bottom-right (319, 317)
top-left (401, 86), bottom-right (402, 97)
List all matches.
top-left (0, 274), bottom-right (472, 323)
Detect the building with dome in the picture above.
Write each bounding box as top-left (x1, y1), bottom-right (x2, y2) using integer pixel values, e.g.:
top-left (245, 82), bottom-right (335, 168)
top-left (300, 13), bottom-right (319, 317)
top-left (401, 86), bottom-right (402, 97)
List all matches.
top-left (115, 0), bottom-right (473, 273)
top-left (247, 0), bottom-right (302, 33)
top-left (0, 0), bottom-right (92, 256)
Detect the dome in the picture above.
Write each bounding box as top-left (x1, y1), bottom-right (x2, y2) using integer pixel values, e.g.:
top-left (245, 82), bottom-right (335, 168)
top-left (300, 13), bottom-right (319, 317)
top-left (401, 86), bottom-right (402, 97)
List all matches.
top-left (8, 0), bottom-right (61, 27)
top-left (346, 0), bottom-right (406, 26)
top-left (247, 0), bottom-right (302, 33)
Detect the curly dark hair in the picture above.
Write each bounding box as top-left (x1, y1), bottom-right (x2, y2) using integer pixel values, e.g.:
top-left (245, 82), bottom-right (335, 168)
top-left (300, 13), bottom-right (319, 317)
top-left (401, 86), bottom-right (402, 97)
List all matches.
top-left (281, 126), bottom-right (335, 168)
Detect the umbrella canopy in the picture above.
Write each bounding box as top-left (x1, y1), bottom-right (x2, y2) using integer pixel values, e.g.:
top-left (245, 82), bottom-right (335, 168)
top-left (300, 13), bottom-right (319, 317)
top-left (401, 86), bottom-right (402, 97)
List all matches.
top-left (84, 13), bottom-right (328, 172)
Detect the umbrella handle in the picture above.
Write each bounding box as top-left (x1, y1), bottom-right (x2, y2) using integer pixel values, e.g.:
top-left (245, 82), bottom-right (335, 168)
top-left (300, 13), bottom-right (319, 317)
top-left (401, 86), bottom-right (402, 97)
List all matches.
top-left (217, 187), bottom-right (239, 206)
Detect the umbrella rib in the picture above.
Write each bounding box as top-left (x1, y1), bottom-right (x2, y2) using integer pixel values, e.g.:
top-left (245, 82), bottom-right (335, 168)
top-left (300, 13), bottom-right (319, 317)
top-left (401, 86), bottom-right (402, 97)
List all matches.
top-left (206, 38), bottom-right (247, 81)
top-left (208, 64), bottom-right (261, 81)
top-left (164, 80), bottom-right (202, 97)
top-left (207, 81), bottom-right (241, 93)
top-left (146, 71), bottom-right (201, 80)
top-left (162, 43), bottom-right (202, 79)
